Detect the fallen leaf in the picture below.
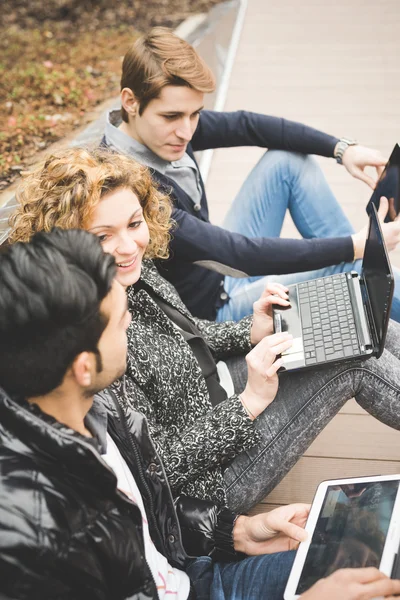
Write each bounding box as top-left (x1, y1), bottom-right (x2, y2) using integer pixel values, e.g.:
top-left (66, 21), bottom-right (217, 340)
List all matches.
top-left (84, 89), bottom-right (96, 101)
top-left (53, 93), bottom-right (64, 106)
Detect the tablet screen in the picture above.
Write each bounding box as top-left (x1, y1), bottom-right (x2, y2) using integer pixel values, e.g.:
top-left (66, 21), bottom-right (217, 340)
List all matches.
top-left (366, 144), bottom-right (400, 222)
top-left (295, 480), bottom-right (400, 594)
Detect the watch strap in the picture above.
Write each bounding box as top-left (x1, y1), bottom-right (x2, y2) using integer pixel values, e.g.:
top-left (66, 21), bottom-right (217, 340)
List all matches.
top-left (335, 138), bottom-right (358, 164)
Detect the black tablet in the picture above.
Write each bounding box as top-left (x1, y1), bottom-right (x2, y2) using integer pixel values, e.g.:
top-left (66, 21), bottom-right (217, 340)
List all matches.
top-left (366, 144), bottom-right (400, 222)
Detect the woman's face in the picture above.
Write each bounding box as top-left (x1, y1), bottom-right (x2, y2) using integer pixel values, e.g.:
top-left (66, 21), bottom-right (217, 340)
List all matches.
top-left (88, 187), bottom-right (150, 288)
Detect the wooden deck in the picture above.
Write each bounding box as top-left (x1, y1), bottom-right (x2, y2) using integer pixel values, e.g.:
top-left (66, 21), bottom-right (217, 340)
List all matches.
top-left (206, 0), bottom-right (400, 510)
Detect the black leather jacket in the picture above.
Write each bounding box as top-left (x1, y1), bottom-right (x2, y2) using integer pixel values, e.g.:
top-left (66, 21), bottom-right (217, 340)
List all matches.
top-left (0, 387), bottom-right (239, 600)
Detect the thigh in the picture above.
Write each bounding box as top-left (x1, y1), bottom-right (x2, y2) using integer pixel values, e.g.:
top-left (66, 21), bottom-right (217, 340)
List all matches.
top-left (188, 552), bottom-right (295, 600)
top-left (223, 150), bottom-right (291, 239)
top-left (186, 557), bottom-right (214, 600)
top-left (223, 150), bottom-right (354, 240)
top-left (224, 345), bottom-right (400, 513)
top-left (218, 275), bottom-right (267, 322)
top-left (388, 267), bottom-right (400, 323)
top-left (223, 360), bottom-right (355, 511)
top-left (224, 355), bottom-right (248, 395)
top-left (213, 552), bottom-right (295, 600)
top-left (383, 319), bottom-right (400, 359)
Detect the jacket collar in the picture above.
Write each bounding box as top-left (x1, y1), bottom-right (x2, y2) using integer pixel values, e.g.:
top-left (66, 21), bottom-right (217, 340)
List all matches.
top-left (105, 110), bottom-right (199, 179)
top-left (132, 260), bottom-right (195, 321)
top-left (0, 386), bottom-right (118, 492)
top-left (105, 110), bottom-right (169, 174)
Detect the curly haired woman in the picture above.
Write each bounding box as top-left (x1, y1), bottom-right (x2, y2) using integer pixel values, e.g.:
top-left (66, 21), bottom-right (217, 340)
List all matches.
top-left (9, 147), bottom-right (400, 513)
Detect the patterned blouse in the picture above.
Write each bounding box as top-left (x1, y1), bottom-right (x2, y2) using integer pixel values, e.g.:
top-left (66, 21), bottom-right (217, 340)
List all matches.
top-left (111, 260), bottom-right (259, 505)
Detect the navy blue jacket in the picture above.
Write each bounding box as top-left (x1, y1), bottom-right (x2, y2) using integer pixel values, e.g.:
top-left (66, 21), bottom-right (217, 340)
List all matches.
top-left (108, 110), bottom-right (355, 320)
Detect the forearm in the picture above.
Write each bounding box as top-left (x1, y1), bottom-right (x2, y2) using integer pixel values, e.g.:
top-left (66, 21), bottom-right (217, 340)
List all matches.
top-left (160, 395), bottom-right (259, 491)
top-left (193, 315), bottom-right (253, 358)
top-left (171, 212), bottom-right (355, 276)
top-left (112, 378), bottom-right (259, 490)
top-left (192, 110), bottom-right (339, 157)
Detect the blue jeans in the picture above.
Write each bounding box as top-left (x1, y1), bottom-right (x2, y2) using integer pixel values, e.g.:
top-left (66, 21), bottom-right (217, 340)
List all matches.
top-left (216, 150), bottom-right (400, 323)
top-left (187, 551), bottom-right (295, 600)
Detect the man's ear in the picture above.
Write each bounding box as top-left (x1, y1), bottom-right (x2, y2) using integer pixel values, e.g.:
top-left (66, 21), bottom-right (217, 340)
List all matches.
top-left (70, 352), bottom-right (93, 389)
top-left (121, 88), bottom-right (139, 118)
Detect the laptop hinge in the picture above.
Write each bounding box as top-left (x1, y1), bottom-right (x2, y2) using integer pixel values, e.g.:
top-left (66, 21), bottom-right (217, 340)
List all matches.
top-left (359, 277), bottom-right (380, 352)
top-left (346, 272), bottom-right (374, 352)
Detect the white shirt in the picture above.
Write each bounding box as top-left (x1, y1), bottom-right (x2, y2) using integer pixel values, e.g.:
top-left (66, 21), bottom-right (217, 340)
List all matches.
top-left (102, 433), bottom-right (190, 600)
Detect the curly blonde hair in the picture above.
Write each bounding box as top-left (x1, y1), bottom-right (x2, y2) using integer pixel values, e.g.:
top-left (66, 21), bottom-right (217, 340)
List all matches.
top-left (9, 147), bottom-right (173, 260)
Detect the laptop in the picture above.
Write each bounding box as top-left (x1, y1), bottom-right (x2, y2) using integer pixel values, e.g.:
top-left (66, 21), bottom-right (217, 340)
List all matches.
top-left (273, 203), bottom-right (394, 371)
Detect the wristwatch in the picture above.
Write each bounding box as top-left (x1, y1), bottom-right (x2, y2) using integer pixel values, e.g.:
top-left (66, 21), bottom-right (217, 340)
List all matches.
top-left (334, 138), bottom-right (358, 164)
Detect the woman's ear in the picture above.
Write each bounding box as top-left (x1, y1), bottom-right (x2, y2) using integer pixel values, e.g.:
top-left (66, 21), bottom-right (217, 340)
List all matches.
top-left (121, 88), bottom-right (139, 118)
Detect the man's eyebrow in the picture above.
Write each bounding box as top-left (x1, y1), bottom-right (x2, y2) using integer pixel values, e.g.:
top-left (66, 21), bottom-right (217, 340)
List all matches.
top-left (160, 106), bottom-right (204, 116)
top-left (89, 208), bottom-right (143, 231)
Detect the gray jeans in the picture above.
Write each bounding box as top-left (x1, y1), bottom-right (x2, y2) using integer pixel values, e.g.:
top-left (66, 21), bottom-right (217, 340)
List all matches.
top-left (224, 319), bottom-right (400, 513)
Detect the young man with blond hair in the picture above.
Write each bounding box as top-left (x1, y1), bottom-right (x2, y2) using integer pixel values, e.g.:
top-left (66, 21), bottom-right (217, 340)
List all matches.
top-left (104, 27), bottom-right (400, 321)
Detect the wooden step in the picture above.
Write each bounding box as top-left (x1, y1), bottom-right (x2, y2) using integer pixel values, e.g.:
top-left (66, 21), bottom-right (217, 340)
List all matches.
top-left (305, 413), bottom-right (400, 461)
top-left (263, 456), bottom-right (400, 506)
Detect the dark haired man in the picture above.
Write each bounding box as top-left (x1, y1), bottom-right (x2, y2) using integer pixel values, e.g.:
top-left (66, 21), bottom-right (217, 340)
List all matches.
top-left (104, 27), bottom-right (400, 322)
top-left (1, 228), bottom-right (399, 600)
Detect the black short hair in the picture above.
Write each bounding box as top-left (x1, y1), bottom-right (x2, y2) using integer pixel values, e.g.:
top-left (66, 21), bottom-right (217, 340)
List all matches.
top-left (0, 228), bottom-right (116, 398)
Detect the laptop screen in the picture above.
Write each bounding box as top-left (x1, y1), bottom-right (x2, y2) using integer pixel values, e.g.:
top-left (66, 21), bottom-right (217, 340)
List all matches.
top-left (367, 144), bottom-right (400, 222)
top-left (362, 204), bottom-right (394, 350)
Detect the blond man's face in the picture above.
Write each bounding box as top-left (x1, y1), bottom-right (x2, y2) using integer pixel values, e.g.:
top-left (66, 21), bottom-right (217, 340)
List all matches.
top-left (128, 85), bottom-right (204, 161)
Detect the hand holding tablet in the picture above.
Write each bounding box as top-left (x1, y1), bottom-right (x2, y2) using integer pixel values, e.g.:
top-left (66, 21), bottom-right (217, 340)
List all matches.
top-left (233, 503), bottom-right (310, 556)
top-left (284, 475), bottom-right (400, 599)
top-left (299, 567), bottom-right (400, 600)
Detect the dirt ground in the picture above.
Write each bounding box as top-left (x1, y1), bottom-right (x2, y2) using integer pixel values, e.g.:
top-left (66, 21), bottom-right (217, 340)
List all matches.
top-left (0, 0), bottom-right (222, 188)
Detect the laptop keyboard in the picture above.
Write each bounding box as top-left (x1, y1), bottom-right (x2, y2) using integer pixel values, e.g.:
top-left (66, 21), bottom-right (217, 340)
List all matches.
top-left (298, 274), bottom-right (360, 365)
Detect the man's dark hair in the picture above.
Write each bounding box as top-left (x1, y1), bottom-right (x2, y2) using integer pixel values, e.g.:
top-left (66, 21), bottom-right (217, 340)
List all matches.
top-left (0, 228), bottom-right (116, 398)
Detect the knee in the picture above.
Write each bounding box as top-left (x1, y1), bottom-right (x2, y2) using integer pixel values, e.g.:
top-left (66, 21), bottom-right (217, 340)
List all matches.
top-left (259, 150), bottom-right (319, 178)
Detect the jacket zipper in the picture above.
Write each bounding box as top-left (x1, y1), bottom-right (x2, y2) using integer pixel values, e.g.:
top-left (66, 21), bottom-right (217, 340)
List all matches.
top-left (110, 393), bottom-right (166, 553)
top-left (117, 382), bottom-right (190, 565)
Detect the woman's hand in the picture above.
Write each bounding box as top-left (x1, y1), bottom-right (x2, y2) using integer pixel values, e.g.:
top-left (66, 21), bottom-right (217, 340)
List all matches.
top-left (250, 282), bottom-right (290, 345)
top-left (233, 503), bottom-right (310, 555)
top-left (241, 332), bottom-right (292, 419)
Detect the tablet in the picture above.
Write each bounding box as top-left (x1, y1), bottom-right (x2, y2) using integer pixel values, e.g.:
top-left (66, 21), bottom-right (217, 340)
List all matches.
top-left (284, 474), bottom-right (400, 599)
top-left (366, 144), bottom-right (400, 222)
